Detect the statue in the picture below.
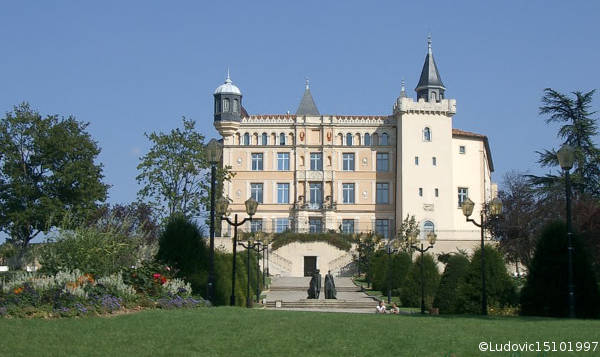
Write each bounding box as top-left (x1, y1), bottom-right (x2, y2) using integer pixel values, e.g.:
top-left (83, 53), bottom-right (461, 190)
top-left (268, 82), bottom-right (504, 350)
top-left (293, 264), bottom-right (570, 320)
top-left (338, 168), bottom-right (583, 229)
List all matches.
top-left (324, 270), bottom-right (337, 299)
top-left (307, 269), bottom-right (321, 299)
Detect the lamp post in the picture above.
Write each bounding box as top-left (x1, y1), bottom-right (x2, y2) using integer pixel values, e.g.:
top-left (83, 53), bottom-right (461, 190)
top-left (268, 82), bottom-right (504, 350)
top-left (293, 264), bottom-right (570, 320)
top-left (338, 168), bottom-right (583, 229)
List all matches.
top-left (462, 196), bottom-right (502, 316)
top-left (410, 231), bottom-right (436, 314)
top-left (238, 239), bottom-right (262, 308)
top-left (557, 144), bottom-right (576, 318)
top-left (218, 197), bottom-right (258, 306)
top-left (385, 240), bottom-right (399, 304)
top-left (206, 139), bottom-right (223, 304)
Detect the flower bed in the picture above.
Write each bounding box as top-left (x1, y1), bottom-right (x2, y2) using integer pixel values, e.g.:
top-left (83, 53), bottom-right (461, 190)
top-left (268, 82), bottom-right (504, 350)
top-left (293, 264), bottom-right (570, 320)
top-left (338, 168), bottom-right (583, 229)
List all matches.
top-left (0, 264), bottom-right (206, 318)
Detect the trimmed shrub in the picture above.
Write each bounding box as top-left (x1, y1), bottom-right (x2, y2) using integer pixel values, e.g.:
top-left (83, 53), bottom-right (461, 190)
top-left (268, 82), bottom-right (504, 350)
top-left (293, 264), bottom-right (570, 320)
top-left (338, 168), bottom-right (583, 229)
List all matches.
top-left (401, 253), bottom-right (440, 310)
top-left (456, 245), bottom-right (517, 314)
top-left (156, 215), bottom-right (208, 294)
top-left (433, 253), bottom-right (470, 314)
top-left (520, 221), bottom-right (600, 318)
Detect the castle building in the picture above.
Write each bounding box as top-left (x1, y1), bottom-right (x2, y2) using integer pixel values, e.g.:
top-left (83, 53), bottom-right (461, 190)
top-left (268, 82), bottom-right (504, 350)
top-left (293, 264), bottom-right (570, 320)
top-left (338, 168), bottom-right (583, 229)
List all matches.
top-left (213, 38), bottom-right (496, 277)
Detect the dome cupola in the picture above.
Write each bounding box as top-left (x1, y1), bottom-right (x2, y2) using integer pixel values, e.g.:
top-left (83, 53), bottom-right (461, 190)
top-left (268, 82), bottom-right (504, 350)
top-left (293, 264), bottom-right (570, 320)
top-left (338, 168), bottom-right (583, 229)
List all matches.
top-left (214, 70), bottom-right (243, 123)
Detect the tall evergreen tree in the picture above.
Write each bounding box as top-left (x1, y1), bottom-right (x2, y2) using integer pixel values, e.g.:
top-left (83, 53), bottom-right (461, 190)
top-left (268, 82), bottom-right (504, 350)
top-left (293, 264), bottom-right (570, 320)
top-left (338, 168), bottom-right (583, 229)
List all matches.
top-left (530, 88), bottom-right (600, 197)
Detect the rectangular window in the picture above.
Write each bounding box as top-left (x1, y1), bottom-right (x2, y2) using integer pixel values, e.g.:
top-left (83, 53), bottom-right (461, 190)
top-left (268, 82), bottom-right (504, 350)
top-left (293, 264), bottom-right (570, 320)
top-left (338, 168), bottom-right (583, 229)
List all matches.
top-left (250, 183), bottom-right (263, 203)
top-left (309, 183), bottom-right (323, 209)
top-left (342, 153), bottom-right (355, 171)
top-left (458, 187), bottom-right (468, 207)
top-left (435, 188), bottom-right (439, 197)
top-left (309, 217), bottom-right (323, 233)
top-left (459, 145), bottom-right (466, 154)
top-left (310, 152), bottom-right (323, 171)
top-left (415, 156), bottom-right (419, 165)
top-left (419, 188), bottom-right (423, 197)
top-left (376, 152), bottom-right (389, 172)
top-left (275, 218), bottom-right (289, 233)
top-left (376, 183), bottom-right (389, 204)
top-left (432, 157), bottom-right (437, 166)
top-left (375, 219), bottom-right (390, 238)
top-left (251, 153), bottom-right (263, 171)
top-left (342, 219), bottom-right (354, 234)
top-left (342, 183), bottom-right (355, 204)
top-left (277, 152), bottom-right (290, 171)
top-left (277, 183), bottom-right (289, 204)
top-left (250, 219), bottom-right (263, 233)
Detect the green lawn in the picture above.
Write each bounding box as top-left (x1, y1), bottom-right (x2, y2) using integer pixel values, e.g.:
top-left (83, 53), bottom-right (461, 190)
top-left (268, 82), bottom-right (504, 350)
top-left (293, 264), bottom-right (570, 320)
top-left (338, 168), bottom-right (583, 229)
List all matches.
top-left (1, 308), bottom-right (599, 356)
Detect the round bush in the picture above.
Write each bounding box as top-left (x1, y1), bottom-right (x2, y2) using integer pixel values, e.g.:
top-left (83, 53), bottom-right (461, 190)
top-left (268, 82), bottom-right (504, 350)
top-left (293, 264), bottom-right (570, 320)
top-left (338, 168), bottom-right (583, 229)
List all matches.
top-left (520, 221), bottom-right (600, 318)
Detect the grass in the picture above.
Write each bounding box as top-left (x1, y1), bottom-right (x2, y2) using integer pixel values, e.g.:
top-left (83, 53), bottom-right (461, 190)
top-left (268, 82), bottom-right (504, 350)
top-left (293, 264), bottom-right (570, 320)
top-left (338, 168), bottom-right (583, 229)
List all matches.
top-left (1, 308), bottom-right (599, 356)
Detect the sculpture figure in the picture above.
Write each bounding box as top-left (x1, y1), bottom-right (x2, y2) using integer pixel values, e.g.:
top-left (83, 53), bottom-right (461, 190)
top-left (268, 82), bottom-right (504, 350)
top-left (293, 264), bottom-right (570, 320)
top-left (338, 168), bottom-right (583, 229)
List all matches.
top-left (307, 269), bottom-right (321, 299)
top-left (324, 270), bottom-right (337, 299)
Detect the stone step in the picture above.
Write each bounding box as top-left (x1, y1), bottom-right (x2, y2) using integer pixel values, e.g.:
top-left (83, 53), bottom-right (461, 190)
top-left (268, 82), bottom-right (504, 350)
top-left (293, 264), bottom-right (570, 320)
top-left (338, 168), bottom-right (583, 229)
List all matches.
top-left (269, 286), bottom-right (360, 292)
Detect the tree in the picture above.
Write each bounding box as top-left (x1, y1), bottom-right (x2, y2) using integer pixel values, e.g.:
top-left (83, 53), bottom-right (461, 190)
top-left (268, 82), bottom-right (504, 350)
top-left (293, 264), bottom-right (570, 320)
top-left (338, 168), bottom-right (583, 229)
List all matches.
top-left (86, 202), bottom-right (160, 244)
top-left (529, 88), bottom-right (600, 197)
top-left (396, 214), bottom-right (420, 254)
top-left (433, 252), bottom-right (470, 314)
top-left (136, 118), bottom-right (232, 221)
top-left (456, 245), bottom-right (517, 314)
top-left (0, 103), bottom-right (108, 264)
top-left (353, 232), bottom-right (380, 285)
top-left (520, 221), bottom-right (600, 318)
top-left (156, 215), bottom-right (209, 294)
top-left (400, 253), bottom-right (440, 310)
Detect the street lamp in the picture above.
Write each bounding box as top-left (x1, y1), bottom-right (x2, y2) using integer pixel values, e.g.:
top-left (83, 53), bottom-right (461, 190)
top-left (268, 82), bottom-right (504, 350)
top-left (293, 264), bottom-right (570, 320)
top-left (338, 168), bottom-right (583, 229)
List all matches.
top-left (410, 230), bottom-right (436, 314)
top-left (462, 196), bottom-right (502, 315)
top-left (238, 238), bottom-right (262, 307)
top-left (557, 144), bottom-right (576, 318)
top-left (219, 196), bottom-right (258, 306)
top-left (385, 239), bottom-right (400, 304)
top-left (206, 139), bottom-right (223, 304)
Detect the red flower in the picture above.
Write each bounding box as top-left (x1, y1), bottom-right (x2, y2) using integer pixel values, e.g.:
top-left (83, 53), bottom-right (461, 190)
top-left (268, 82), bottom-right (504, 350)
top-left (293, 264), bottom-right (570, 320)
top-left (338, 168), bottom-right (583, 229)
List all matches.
top-left (160, 276), bottom-right (167, 285)
top-left (153, 273), bottom-right (161, 279)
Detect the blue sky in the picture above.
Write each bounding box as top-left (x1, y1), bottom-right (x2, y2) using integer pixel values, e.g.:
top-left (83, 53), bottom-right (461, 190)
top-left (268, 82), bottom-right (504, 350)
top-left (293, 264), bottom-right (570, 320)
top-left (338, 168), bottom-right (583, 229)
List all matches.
top-left (1, 0), bottom-right (598, 209)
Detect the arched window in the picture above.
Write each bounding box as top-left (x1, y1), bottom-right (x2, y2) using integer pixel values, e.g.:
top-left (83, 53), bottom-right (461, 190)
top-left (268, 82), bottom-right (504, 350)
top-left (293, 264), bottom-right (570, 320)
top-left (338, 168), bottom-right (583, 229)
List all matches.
top-left (380, 133), bottom-right (389, 146)
top-left (430, 92), bottom-right (437, 102)
top-left (279, 133), bottom-right (286, 145)
top-left (346, 133), bottom-right (353, 146)
top-left (364, 133), bottom-right (371, 146)
top-left (223, 98), bottom-right (230, 112)
top-left (233, 99), bottom-right (239, 113)
top-left (338, 133), bottom-right (344, 145)
top-left (243, 133), bottom-right (250, 146)
top-left (262, 133), bottom-right (268, 145)
top-left (252, 133), bottom-right (259, 145)
top-left (423, 221), bottom-right (435, 238)
top-left (355, 133), bottom-right (361, 146)
top-left (372, 133), bottom-right (379, 146)
top-left (423, 127), bottom-right (431, 142)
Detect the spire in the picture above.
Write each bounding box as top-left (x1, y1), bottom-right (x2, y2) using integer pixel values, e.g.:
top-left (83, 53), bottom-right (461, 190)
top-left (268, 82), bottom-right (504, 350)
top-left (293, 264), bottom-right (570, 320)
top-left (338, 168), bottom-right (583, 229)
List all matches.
top-left (415, 35), bottom-right (446, 102)
top-left (400, 78), bottom-right (407, 98)
top-left (225, 67), bottom-right (231, 84)
top-left (296, 79), bottom-right (320, 116)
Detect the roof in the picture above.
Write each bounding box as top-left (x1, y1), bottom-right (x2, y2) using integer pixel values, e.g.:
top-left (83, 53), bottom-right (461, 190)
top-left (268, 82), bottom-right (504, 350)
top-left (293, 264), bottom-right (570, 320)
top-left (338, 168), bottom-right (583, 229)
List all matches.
top-left (295, 85), bottom-right (320, 116)
top-left (415, 37), bottom-right (445, 92)
top-left (214, 73), bottom-right (242, 95)
top-left (452, 129), bottom-right (494, 172)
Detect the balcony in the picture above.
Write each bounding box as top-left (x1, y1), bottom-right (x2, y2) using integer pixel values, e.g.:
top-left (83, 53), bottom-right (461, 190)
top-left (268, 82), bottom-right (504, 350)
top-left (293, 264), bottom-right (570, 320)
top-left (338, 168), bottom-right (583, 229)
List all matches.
top-left (293, 201), bottom-right (337, 212)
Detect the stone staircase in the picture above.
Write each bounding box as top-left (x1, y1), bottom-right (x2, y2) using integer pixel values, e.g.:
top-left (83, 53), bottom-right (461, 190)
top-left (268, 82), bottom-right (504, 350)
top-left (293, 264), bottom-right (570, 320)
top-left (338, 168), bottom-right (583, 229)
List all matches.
top-left (264, 277), bottom-right (377, 312)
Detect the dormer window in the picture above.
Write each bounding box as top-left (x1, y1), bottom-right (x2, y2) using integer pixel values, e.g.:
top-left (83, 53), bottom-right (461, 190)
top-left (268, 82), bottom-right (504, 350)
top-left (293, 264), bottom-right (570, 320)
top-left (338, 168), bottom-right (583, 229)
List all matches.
top-left (424, 127), bottom-right (431, 141)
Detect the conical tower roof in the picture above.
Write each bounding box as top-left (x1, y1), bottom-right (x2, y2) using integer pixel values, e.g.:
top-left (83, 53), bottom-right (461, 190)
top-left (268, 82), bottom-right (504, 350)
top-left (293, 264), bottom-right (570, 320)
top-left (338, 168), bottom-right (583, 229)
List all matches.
top-left (415, 36), bottom-right (445, 93)
top-left (295, 79), bottom-right (320, 116)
